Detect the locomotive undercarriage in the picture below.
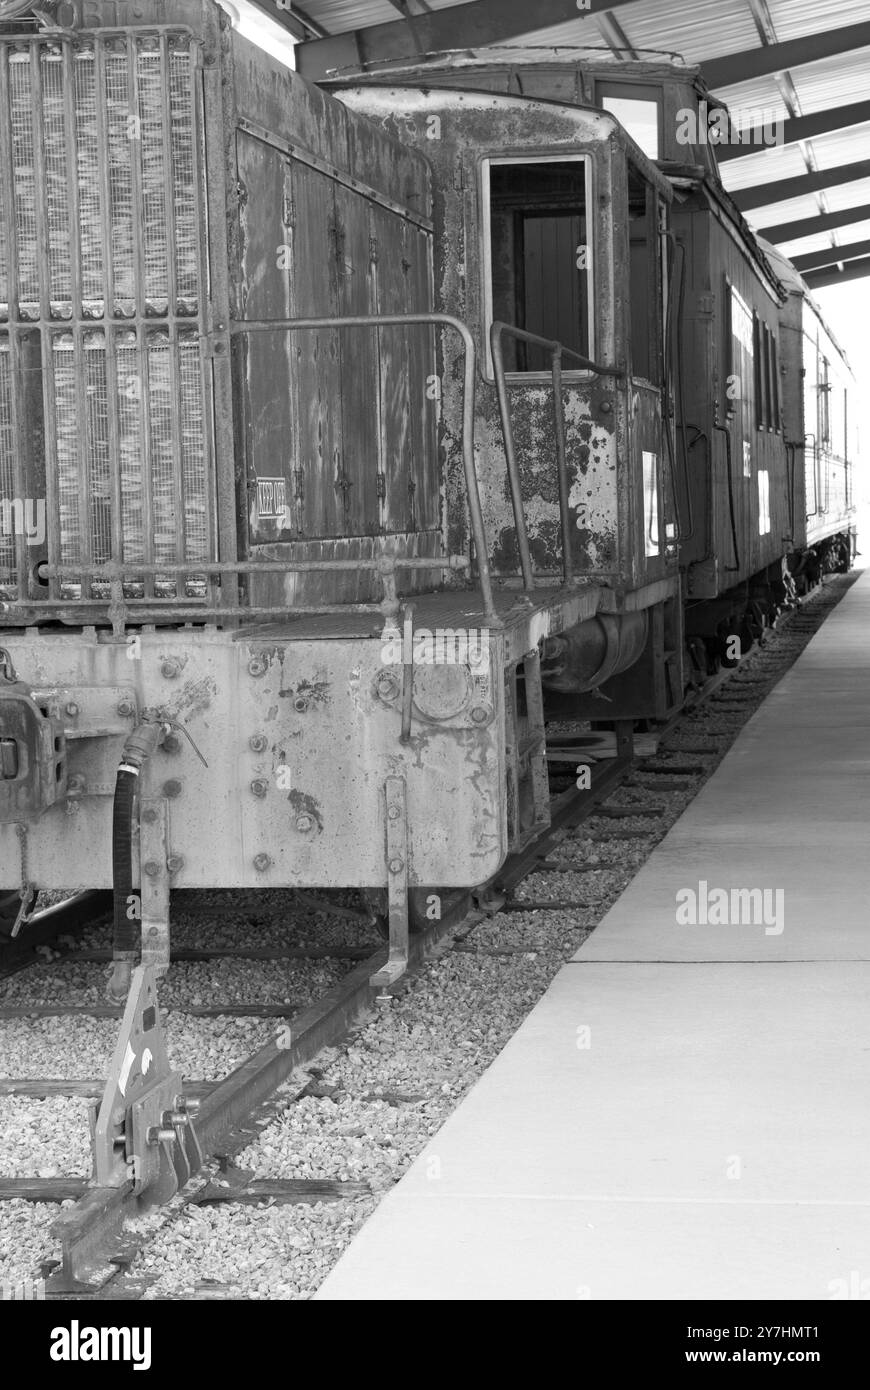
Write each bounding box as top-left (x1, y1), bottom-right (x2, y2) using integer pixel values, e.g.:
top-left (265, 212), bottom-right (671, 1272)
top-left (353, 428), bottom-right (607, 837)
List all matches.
top-left (0, 579), bottom-right (675, 987)
top-left (684, 530), bottom-right (856, 677)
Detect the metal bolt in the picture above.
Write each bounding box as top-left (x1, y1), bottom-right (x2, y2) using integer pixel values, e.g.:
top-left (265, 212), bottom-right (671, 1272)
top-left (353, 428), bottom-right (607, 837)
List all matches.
top-left (599, 401), bottom-right (613, 414)
top-left (65, 701), bottom-right (79, 717)
top-left (163, 1110), bottom-right (188, 1127)
top-left (248, 655), bottom-right (267, 678)
top-left (376, 676), bottom-right (399, 701)
top-left (147, 1126), bottom-right (176, 1145)
top-left (161, 659), bottom-right (180, 679)
top-left (166, 855), bottom-right (184, 874)
top-left (295, 814), bottom-right (313, 832)
top-left (173, 1095), bottom-right (201, 1115)
top-left (388, 805), bottom-right (400, 820)
top-left (66, 774), bottom-right (85, 795)
top-left (249, 734), bottom-right (267, 753)
top-left (293, 695), bottom-right (309, 713)
top-left (388, 857), bottom-right (404, 874)
top-left (143, 861), bottom-right (161, 877)
top-left (141, 807), bottom-right (158, 824)
top-left (253, 852), bottom-right (272, 872)
top-left (162, 779), bottom-right (182, 799)
top-left (117, 699), bottom-right (135, 717)
top-left (470, 706), bottom-right (490, 724)
top-left (162, 732), bottom-right (181, 754)
top-left (250, 778), bottom-right (268, 798)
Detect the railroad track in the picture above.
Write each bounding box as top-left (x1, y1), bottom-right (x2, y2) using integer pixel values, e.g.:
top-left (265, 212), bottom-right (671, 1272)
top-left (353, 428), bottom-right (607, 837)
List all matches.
top-left (0, 573), bottom-right (856, 1299)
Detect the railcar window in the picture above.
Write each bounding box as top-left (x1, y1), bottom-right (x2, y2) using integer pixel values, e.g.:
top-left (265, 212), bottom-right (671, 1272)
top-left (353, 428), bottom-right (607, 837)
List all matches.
top-left (485, 157), bottom-right (591, 373)
top-left (599, 92), bottom-right (661, 161)
top-left (754, 320), bottom-right (778, 432)
top-left (769, 330), bottom-right (780, 432)
top-left (726, 283), bottom-right (755, 437)
top-left (627, 166), bottom-right (662, 387)
top-left (819, 357), bottom-right (831, 447)
top-left (753, 315), bottom-right (767, 429)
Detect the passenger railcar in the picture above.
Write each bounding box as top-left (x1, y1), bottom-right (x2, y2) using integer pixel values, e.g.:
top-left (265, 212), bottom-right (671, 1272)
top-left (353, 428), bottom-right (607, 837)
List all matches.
top-left (760, 239), bottom-right (855, 585)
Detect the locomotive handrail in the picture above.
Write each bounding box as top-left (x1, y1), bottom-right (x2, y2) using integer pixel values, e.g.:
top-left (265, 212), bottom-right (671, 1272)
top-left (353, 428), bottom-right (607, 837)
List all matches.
top-left (11, 314), bottom-right (502, 631)
top-left (490, 321), bottom-right (625, 592)
top-left (230, 313), bottom-right (499, 628)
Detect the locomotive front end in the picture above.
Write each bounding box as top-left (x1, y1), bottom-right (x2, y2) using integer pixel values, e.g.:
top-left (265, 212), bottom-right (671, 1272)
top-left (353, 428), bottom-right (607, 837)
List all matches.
top-left (0, 2), bottom-right (514, 984)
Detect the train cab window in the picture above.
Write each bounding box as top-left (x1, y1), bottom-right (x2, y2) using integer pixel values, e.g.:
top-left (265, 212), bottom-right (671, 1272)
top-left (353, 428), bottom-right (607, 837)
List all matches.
top-left (484, 156), bottom-right (591, 373)
top-left (597, 82), bottom-right (661, 161)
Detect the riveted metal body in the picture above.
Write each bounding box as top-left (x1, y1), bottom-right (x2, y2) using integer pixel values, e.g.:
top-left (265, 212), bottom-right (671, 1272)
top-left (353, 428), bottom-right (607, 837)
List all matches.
top-left (0, 622), bottom-right (506, 890)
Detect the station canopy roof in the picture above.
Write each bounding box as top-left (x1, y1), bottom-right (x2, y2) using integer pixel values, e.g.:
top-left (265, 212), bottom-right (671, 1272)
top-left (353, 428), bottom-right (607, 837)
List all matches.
top-left (245, 0), bottom-right (870, 290)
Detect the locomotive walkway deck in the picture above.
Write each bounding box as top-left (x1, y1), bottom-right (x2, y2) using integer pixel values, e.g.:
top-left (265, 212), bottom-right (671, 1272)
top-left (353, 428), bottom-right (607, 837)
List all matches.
top-left (317, 569), bottom-right (870, 1300)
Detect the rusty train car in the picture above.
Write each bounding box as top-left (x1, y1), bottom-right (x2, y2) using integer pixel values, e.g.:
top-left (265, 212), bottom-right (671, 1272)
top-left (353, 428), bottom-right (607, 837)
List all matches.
top-left (0, 7), bottom-right (857, 994)
top-left (331, 47), bottom-right (857, 667)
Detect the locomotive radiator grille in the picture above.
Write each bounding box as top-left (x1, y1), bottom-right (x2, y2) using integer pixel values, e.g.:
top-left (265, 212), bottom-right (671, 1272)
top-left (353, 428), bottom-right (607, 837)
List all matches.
top-left (0, 31), bottom-right (213, 607)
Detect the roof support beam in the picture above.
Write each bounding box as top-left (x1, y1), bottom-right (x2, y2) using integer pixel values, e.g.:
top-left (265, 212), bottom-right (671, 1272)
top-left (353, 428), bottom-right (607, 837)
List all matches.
top-left (803, 256), bottom-right (870, 289)
top-left (791, 238), bottom-right (870, 272)
top-left (295, 0), bottom-right (634, 80)
top-left (756, 204), bottom-right (870, 243)
top-left (732, 160), bottom-right (870, 212)
top-left (241, 1), bottom-right (324, 40)
top-left (702, 20), bottom-right (870, 88)
top-left (717, 100), bottom-right (870, 162)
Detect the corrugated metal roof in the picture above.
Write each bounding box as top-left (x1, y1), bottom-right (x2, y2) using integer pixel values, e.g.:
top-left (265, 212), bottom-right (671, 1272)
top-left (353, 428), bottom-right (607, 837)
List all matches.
top-left (790, 49), bottom-right (870, 108)
top-left (294, 0), bottom-right (870, 230)
top-left (778, 219), bottom-right (870, 255)
top-left (766, 0), bottom-right (870, 40)
top-left (299, 0), bottom-right (485, 34)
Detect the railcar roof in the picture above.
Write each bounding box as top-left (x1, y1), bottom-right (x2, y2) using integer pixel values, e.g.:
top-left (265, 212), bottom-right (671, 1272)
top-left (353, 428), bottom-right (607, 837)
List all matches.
top-left (337, 82), bottom-right (673, 201)
top-left (239, 0), bottom-right (870, 293)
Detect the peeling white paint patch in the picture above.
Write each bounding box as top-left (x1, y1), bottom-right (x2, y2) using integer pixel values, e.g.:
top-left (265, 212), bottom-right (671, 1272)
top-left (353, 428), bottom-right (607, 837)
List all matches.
top-left (568, 426), bottom-right (618, 540)
top-left (526, 611), bottom-right (553, 647)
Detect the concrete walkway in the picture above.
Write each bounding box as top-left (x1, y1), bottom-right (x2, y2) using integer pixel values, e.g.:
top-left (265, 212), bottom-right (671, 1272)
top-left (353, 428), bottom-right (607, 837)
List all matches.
top-left (317, 572), bottom-right (870, 1300)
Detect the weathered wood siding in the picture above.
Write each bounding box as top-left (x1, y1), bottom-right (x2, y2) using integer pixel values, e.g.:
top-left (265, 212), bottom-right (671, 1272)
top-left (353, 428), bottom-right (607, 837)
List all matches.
top-left (229, 37), bottom-right (437, 606)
